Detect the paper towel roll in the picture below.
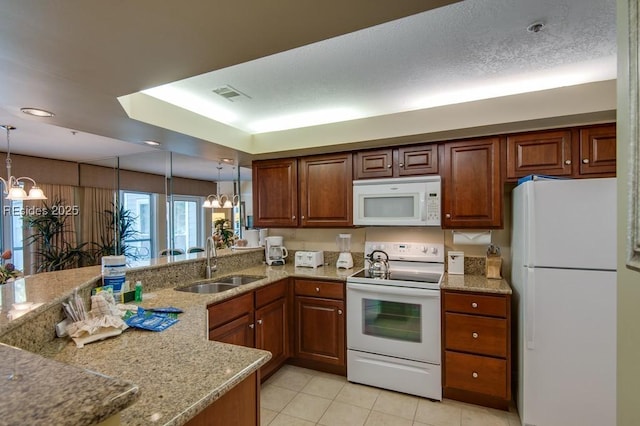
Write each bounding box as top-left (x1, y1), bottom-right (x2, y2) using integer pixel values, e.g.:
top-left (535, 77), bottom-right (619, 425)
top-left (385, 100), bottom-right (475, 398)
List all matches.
top-left (452, 231), bottom-right (492, 246)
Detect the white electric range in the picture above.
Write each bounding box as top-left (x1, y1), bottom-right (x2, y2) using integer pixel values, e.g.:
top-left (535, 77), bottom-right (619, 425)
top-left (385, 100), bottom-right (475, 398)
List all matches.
top-left (346, 240), bottom-right (444, 400)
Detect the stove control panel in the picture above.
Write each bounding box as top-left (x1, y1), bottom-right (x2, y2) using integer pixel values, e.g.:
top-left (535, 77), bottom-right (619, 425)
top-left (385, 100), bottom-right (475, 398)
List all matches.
top-left (364, 241), bottom-right (445, 263)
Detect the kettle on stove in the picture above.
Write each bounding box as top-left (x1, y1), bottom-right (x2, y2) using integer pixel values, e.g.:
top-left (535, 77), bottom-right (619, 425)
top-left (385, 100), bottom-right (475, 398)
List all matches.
top-left (367, 250), bottom-right (390, 278)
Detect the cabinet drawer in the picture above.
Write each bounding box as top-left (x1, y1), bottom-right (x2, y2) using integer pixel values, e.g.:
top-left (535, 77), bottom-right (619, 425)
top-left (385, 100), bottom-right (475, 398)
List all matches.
top-left (445, 351), bottom-right (507, 399)
top-left (445, 313), bottom-right (507, 357)
top-left (295, 280), bottom-right (344, 299)
top-left (255, 279), bottom-right (288, 308)
top-left (208, 292), bottom-right (253, 330)
top-left (444, 292), bottom-right (507, 317)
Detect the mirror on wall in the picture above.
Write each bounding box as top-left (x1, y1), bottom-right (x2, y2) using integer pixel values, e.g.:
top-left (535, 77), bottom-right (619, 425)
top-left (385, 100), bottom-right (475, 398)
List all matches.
top-left (0, 148), bottom-right (252, 276)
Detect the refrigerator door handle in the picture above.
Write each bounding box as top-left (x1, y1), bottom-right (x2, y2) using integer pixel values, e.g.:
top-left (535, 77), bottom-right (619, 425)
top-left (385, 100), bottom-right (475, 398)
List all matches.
top-left (526, 268), bottom-right (535, 349)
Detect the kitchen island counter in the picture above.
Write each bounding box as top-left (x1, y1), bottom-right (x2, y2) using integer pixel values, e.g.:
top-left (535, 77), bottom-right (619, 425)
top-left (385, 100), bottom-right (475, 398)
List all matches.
top-left (33, 262), bottom-right (352, 425)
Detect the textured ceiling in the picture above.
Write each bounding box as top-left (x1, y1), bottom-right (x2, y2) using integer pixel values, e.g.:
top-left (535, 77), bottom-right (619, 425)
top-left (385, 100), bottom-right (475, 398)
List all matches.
top-left (137, 0), bottom-right (616, 135)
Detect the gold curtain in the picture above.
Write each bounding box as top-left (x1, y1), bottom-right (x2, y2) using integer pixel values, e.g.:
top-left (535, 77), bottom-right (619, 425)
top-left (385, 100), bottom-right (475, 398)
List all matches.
top-left (80, 187), bottom-right (116, 262)
top-left (22, 184), bottom-right (80, 275)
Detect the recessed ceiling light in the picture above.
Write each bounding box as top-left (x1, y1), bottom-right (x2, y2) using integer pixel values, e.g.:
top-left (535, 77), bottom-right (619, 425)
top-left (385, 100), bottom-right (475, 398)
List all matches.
top-left (21, 107), bottom-right (54, 117)
top-left (221, 158), bottom-right (234, 163)
top-left (144, 140), bottom-right (161, 146)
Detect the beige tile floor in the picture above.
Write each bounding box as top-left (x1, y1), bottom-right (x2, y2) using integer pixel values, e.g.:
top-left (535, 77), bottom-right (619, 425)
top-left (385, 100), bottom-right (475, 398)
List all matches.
top-left (260, 365), bottom-right (521, 426)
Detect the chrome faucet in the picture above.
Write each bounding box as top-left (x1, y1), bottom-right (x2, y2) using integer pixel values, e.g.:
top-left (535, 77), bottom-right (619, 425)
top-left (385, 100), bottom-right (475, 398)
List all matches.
top-left (205, 236), bottom-right (218, 279)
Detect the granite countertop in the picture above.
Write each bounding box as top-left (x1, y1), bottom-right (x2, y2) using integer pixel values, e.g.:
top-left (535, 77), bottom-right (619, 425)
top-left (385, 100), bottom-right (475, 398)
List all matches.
top-left (35, 263), bottom-right (353, 425)
top-left (0, 342), bottom-right (139, 425)
top-left (441, 273), bottom-right (512, 294)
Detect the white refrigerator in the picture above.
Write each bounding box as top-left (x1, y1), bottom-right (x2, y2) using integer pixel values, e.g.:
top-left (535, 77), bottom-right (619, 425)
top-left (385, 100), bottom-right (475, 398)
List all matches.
top-left (511, 177), bottom-right (616, 426)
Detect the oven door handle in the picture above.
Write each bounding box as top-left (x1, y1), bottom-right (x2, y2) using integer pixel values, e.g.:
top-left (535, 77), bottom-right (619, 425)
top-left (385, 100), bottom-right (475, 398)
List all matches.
top-left (347, 282), bottom-right (440, 298)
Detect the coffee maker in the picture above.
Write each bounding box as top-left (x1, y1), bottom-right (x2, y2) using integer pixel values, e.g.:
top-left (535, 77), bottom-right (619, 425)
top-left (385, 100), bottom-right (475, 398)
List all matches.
top-left (265, 236), bottom-right (288, 266)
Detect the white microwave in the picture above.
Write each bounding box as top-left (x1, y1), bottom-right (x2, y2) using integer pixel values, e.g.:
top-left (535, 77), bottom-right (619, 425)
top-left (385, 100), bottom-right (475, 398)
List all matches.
top-left (353, 176), bottom-right (441, 226)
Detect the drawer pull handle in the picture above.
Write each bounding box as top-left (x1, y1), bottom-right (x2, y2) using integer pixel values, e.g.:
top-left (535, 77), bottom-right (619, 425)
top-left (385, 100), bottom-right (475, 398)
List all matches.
top-left (472, 332), bottom-right (479, 339)
top-left (472, 372), bottom-right (479, 379)
top-left (315, 287), bottom-right (320, 292)
top-left (471, 302), bottom-right (478, 308)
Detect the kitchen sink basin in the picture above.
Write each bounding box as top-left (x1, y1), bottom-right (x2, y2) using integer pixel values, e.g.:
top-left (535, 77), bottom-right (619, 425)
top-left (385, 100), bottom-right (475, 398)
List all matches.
top-left (174, 275), bottom-right (266, 294)
top-left (214, 275), bottom-right (265, 285)
top-left (175, 282), bottom-right (240, 294)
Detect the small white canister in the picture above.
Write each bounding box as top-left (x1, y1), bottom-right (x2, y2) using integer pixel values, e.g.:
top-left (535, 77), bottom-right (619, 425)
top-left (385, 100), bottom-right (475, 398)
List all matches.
top-left (447, 251), bottom-right (465, 275)
top-left (102, 255), bottom-right (126, 292)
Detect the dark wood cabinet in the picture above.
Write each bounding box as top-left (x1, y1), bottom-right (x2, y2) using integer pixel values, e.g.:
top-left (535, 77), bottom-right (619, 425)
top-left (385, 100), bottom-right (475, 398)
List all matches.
top-left (253, 153), bottom-right (353, 228)
top-left (185, 372), bottom-right (259, 426)
top-left (255, 288), bottom-right (289, 379)
top-left (354, 144), bottom-right (437, 179)
top-left (299, 153), bottom-right (352, 227)
top-left (506, 130), bottom-right (573, 178)
top-left (579, 124), bottom-right (617, 176)
top-left (208, 280), bottom-right (289, 380)
top-left (252, 158), bottom-right (298, 227)
top-left (441, 137), bottom-right (502, 229)
top-left (292, 279), bottom-right (346, 375)
top-left (442, 290), bottom-right (511, 410)
top-left (505, 124), bottom-right (616, 180)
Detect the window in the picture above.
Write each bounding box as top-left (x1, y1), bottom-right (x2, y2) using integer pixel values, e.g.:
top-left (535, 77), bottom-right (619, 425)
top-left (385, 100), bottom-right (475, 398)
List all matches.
top-left (121, 191), bottom-right (154, 260)
top-left (172, 196), bottom-right (202, 252)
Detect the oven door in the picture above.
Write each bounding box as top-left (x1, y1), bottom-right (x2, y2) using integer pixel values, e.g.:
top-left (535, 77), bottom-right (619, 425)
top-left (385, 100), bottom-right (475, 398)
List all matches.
top-left (346, 281), bottom-right (441, 364)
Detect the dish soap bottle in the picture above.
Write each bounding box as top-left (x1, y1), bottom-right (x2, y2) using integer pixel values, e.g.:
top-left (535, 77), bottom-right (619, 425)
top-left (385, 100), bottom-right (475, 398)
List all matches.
top-left (135, 280), bottom-right (143, 302)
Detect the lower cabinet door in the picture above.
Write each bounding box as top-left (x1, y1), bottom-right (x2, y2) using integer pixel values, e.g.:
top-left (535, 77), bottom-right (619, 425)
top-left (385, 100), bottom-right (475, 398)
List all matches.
top-left (209, 313), bottom-right (255, 348)
top-left (445, 351), bottom-right (507, 399)
top-left (294, 296), bottom-right (345, 366)
top-left (256, 297), bottom-right (289, 378)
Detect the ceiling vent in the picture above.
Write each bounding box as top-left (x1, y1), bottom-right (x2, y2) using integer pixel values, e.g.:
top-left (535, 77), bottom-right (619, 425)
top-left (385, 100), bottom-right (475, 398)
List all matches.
top-left (212, 85), bottom-right (251, 102)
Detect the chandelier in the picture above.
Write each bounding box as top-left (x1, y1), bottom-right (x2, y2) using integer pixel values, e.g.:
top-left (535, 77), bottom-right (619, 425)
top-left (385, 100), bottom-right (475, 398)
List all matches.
top-left (202, 164), bottom-right (238, 209)
top-left (0, 125), bottom-right (47, 200)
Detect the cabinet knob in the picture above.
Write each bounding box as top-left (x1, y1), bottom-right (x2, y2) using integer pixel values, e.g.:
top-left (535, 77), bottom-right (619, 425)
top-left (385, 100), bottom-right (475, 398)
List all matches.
top-left (445, 213), bottom-right (451, 219)
top-left (315, 287), bottom-right (320, 292)
top-left (387, 164), bottom-right (392, 168)
top-left (301, 215), bottom-right (305, 220)
top-left (338, 309), bottom-right (343, 315)
top-left (564, 160), bottom-right (572, 165)
top-left (582, 158), bottom-right (590, 164)
top-left (472, 332), bottom-right (479, 339)
top-left (472, 372), bottom-right (479, 379)
top-left (471, 302), bottom-right (478, 308)
top-left (292, 215), bottom-right (296, 220)
top-left (399, 162), bottom-right (404, 168)
top-left (249, 324), bottom-right (255, 329)
top-left (257, 319), bottom-right (263, 325)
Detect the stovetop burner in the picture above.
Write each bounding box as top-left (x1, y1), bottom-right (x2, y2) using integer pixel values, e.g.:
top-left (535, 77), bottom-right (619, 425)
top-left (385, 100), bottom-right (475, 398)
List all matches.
top-left (346, 240), bottom-right (445, 290)
top-left (350, 269), bottom-right (442, 284)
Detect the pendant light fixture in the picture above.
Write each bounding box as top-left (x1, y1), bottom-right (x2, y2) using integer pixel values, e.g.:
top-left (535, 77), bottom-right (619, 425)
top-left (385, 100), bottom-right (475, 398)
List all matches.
top-left (202, 163), bottom-right (238, 209)
top-left (0, 125), bottom-right (47, 200)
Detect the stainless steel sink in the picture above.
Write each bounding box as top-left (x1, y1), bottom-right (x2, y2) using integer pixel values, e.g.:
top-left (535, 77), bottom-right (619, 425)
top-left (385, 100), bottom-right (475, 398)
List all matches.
top-left (175, 282), bottom-right (241, 294)
top-left (214, 275), bottom-right (265, 285)
top-left (174, 275), bottom-right (266, 294)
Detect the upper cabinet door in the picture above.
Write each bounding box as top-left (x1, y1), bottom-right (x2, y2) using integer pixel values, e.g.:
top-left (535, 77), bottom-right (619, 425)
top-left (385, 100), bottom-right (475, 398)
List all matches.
top-left (442, 137), bottom-right (502, 229)
top-left (506, 130), bottom-right (573, 179)
top-left (299, 153), bottom-right (353, 227)
top-left (397, 144), bottom-right (438, 176)
top-left (252, 158), bottom-right (298, 227)
top-left (579, 124), bottom-right (617, 176)
top-left (354, 149), bottom-right (394, 179)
